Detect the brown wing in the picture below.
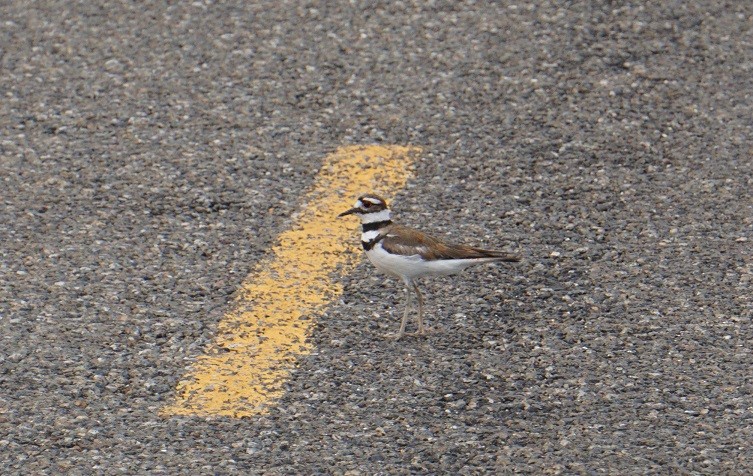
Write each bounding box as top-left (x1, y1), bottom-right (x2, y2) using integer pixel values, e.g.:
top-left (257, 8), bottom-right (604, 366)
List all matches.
top-left (380, 224), bottom-right (520, 262)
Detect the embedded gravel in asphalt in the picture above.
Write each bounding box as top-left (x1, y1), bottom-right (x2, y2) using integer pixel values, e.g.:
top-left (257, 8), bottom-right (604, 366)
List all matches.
top-left (1, 1), bottom-right (752, 474)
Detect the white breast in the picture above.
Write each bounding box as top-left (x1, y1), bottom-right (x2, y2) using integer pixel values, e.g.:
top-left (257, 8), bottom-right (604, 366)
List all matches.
top-left (365, 243), bottom-right (493, 282)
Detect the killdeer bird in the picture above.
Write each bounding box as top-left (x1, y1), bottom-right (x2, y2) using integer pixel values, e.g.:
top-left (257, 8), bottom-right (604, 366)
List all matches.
top-left (338, 193), bottom-right (520, 339)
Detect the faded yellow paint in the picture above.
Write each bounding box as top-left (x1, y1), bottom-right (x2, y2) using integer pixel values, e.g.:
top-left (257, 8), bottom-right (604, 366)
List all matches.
top-left (161, 145), bottom-right (420, 418)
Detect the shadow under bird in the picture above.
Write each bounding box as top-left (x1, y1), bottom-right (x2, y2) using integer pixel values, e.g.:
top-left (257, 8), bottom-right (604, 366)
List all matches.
top-left (338, 193), bottom-right (521, 339)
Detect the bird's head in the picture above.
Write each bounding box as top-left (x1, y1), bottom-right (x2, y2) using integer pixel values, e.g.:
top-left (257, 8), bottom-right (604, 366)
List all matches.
top-left (337, 194), bottom-right (391, 224)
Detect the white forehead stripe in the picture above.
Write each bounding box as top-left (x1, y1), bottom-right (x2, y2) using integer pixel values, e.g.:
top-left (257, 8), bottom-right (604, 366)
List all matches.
top-left (361, 196), bottom-right (383, 205)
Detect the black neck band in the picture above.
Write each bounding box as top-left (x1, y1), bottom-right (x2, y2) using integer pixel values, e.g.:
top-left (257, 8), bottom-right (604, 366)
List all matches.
top-left (362, 220), bottom-right (392, 232)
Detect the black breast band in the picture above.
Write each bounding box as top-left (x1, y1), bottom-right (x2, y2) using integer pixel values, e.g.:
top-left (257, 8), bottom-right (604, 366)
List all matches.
top-left (362, 220), bottom-right (392, 232)
top-left (362, 234), bottom-right (386, 251)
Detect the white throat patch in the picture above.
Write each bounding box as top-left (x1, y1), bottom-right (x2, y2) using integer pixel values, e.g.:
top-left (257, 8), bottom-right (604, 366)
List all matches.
top-left (360, 209), bottom-right (391, 224)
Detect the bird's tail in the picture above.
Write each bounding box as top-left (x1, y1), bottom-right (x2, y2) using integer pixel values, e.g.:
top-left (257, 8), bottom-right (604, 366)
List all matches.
top-left (469, 247), bottom-right (521, 262)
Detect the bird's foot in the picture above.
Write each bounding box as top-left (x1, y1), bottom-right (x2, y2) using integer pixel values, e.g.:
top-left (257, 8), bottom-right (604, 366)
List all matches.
top-left (385, 331), bottom-right (405, 340)
top-left (386, 327), bottom-right (435, 340)
top-left (403, 327), bottom-right (434, 337)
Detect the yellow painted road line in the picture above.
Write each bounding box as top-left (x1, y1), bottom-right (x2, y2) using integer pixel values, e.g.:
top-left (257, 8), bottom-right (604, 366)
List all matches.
top-left (162, 145), bottom-right (420, 418)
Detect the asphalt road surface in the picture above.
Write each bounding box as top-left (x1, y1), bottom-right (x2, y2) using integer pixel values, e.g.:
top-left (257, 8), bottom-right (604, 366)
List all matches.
top-left (2, 1), bottom-right (752, 474)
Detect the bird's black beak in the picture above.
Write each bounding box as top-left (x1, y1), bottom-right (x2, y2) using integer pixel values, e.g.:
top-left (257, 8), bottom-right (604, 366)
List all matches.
top-left (337, 207), bottom-right (359, 218)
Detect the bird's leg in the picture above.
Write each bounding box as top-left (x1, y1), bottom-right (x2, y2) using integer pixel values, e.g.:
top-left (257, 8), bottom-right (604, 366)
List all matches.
top-left (396, 280), bottom-right (413, 339)
top-left (412, 281), bottom-right (426, 335)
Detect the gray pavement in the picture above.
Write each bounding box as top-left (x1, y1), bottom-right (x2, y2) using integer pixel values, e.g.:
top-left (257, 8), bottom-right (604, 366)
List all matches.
top-left (2, 1), bottom-right (752, 474)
